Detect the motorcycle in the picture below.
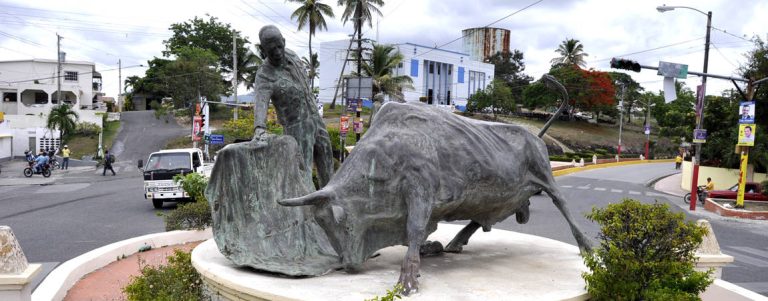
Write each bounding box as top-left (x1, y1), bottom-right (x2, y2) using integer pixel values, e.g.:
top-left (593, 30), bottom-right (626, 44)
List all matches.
top-left (24, 160), bottom-right (52, 178)
top-left (683, 185), bottom-right (707, 205)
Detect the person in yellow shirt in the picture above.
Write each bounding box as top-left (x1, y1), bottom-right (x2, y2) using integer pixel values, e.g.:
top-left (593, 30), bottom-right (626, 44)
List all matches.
top-left (61, 145), bottom-right (70, 170)
top-left (675, 155), bottom-right (683, 170)
top-left (705, 177), bottom-right (715, 192)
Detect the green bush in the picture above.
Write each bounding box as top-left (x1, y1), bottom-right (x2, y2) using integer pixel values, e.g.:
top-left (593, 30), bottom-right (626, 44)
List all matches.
top-left (163, 173), bottom-right (212, 231)
top-left (365, 283), bottom-right (404, 301)
top-left (582, 199), bottom-right (712, 300)
top-left (123, 249), bottom-right (207, 301)
top-left (594, 148), bottom-right (608, 155)
top-left (73, 121), bottom-right (102, 137)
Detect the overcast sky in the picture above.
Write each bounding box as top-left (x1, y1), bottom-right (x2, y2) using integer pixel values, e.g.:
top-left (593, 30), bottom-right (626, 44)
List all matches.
top-left (0, 0), bottom-right (765, 100)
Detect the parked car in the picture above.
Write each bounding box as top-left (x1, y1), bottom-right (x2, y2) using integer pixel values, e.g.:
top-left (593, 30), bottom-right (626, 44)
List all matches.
top-left (707, 182), bottom-right (768, 202)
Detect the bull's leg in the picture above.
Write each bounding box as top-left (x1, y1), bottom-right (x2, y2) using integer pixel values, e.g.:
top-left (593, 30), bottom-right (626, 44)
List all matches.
top-left (398, 190), bottom-right (432, 295)
top-left (543, 186), bottom-right (594, 253)
top-left (444, 221), bottom-right (481, 253)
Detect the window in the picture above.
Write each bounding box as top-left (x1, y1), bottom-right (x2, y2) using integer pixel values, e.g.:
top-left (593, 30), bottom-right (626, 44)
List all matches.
top-left (398, 62), bottom-right (403, 68)
top-left (429, 63), bottom-right (434, 74)
top-left (35, 92), bottom-right (47, 104)
top-left (64, 71), bottom-right (78, 81)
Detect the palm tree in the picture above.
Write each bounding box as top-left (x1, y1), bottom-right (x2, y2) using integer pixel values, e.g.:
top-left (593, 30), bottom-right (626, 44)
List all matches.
top-left (302, 53), bottom-right (320, 84)
top-left (238, 49), bottom-right (262, 90)
top-left (47, 104), bottom-right (79, 145)
top-left (551, 38), bottom-right (589, 68)
top-left (124, 75), bottom-right (143, 94)
top-left (356, 43), bottom-right (413, 101)
top-left (337, 0), bottom-right (384, 28)
top-left (288, 0), bottom-right (335, 89)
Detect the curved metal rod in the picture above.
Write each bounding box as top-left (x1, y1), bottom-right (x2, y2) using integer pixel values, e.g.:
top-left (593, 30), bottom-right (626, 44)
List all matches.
top-left (538, 74), bottom-right (569, 138)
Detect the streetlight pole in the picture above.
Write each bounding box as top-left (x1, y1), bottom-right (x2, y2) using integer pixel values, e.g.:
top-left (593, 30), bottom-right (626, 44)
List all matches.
top-left (657, 4), bottom-right (711, 209)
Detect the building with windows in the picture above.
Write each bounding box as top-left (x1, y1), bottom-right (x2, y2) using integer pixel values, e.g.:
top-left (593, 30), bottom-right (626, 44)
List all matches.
top-left (0, 57), bottom-right (105, 160)
top-left (318, 40), bottom-right (495, 109)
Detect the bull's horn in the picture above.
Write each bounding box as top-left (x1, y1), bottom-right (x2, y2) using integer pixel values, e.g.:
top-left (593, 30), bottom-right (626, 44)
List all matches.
top-left (279, 189), bottom-right (332, 206)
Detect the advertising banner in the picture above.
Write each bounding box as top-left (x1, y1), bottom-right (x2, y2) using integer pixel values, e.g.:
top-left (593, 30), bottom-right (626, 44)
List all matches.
top-left (737, 124), bottom-right (756, 146)
top-left (340, 115), bottom-right (350, 136)
top-left (739, 101), bottom-right (755, 124)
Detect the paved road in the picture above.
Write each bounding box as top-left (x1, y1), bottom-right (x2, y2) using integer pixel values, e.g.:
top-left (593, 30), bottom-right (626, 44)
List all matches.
top-left (0, 111), bottom-right (186, 287)
top-left (488, 162), bottom-right (768, 295)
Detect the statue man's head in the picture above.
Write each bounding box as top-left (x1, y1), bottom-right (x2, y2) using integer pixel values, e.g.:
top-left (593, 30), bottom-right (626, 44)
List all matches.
top-left (259, 25), bottom-right (285, 67)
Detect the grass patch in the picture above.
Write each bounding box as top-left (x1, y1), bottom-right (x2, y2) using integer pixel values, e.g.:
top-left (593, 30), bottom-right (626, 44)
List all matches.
top-left (67, 120), bottom-right (121, 160)
top-left (164, 135), bottom-right (193, 150)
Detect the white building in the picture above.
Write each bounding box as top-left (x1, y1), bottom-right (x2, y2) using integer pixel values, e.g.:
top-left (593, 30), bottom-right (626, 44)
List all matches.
top-left (0, 58), bottom-right (105, 160)
top-left (318, 41), bottom-right (494, 108)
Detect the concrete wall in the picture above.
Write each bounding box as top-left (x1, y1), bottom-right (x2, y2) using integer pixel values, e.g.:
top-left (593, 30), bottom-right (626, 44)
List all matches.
top-left (680, 161), bottom-right (768, 192)
top-left (0, 135), bottom-right (11, 160)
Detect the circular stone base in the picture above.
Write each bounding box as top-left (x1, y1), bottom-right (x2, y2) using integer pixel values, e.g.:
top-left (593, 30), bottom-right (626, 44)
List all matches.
top-left (192, 223), bottom-right (589, 301)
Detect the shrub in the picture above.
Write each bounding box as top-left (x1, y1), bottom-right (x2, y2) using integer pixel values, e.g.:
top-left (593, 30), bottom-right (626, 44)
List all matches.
top-left (73, 121), bottom-right (102, 137)
top-left (163, 201), bottom-right (212, 231)
top-left (163, 173), bottom-right (212, 231)
top-left (582, 199), bottom-right (712, 300)
top-left (123, 249), bottom-right (207, 301)
top-left (365, 283), bottom-right (404, 301)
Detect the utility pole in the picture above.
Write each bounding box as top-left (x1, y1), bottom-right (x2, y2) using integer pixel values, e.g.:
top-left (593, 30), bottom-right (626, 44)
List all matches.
top-left (118, 59), bottom-right (122, 106)
top-left (617, 84), bottom-right (625, 160)
top-left (233, 33), bottom-right (239, 121)
top-left (644, 99), bottom-right (651, 159)
top-left (689, 10), bottom-right (712, 209)
top-left (355, 3), bottom-right (363, 142)
top-left (56, 34), bottom-right (62, 105)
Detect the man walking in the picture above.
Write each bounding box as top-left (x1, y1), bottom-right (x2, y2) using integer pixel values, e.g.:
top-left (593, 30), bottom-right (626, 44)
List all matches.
top-left (102, 149), bottom-right (116, 176)
top-left (61, 145), bottom-right (70, 170)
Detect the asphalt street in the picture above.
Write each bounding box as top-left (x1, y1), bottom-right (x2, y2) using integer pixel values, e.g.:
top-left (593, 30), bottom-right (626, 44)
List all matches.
top-left (489, 162), bottom-right (768, 296)
top-left (0, 111), bottom-right (187, 287)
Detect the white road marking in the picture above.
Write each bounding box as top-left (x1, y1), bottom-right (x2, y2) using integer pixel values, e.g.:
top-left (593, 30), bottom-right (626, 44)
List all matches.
top-left (561, 185), bottom-right (573, 188)
top-left (611, 189), bottom-right (623, 193)
top-left (629, 191), bottom-right (641, 195)
top-left (594, 187), bottom-right (606, 191)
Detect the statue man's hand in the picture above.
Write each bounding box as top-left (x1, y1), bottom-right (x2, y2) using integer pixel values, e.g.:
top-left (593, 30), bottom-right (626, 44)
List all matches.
top-left (253, 127), bottom-right (268, 142)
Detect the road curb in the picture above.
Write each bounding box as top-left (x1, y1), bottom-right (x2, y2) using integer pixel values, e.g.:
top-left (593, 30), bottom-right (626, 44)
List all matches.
top-left (31, 228), bottom-right (212, 301)
top-left (552, 159), bottom-right (675, 177)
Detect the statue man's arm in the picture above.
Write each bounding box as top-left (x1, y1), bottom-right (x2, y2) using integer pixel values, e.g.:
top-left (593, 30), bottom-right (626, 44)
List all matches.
top-left (253, 80), bottom-right (271, 140)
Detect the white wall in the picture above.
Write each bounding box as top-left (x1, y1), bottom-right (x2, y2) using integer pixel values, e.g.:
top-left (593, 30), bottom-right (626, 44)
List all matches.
top-left (0, 136), bottom-right (11, 160)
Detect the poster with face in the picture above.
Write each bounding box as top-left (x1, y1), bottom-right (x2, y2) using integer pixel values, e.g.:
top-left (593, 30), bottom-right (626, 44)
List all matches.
top-left (737, 124), bottom-right (756, 146)
top-left (739, 101), bottom-right (755, 124)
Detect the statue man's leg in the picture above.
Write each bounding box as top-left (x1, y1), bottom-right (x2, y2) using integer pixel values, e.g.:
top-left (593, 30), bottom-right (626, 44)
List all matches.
top-left (313, 122), bottom-right (334, 187)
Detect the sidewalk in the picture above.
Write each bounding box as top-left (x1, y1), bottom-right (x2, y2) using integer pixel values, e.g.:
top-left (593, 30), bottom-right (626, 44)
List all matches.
top-left (653, 172), bottom-right (687, 197)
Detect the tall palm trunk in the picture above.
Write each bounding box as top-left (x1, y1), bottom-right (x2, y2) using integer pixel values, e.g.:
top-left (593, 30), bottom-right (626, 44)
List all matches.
top-left (309, 32), bottom-right (314, 89)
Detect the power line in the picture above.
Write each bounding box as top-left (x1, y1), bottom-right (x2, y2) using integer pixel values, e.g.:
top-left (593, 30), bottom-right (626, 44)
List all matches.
top-left (590, 37), bottom-right (705, 63)
top-left (413, 0), bottom-right (545, 59)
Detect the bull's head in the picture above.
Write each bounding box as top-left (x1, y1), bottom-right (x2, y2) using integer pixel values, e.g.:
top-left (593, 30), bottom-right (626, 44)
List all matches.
top-left (279, 187), bottom-right (361, 269)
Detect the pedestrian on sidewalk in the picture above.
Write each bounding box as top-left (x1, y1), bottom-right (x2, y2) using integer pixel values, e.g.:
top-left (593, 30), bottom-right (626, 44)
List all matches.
top-left (60, 145), bottom-right (70, 170)
top-left (675, 154), bottom-right (682, 170)
top-left (102, 150), bottom-right (116, 176)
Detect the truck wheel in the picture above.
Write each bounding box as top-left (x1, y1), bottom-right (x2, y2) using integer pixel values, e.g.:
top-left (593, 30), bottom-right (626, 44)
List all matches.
top-left (152, 199), bottom-right (163, 209)
top-left (23, 168), bottom-right (33, 177)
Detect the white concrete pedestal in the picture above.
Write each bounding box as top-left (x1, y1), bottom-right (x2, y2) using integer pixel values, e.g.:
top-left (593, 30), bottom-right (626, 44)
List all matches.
top-left (192, 223), bottom-right (589, 301)
top-left (0, 264), bottom-right (41, 301)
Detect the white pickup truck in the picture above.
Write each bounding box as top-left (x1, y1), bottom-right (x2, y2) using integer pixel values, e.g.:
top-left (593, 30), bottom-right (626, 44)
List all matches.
top-left (138, 148), bottom-right (212, 209)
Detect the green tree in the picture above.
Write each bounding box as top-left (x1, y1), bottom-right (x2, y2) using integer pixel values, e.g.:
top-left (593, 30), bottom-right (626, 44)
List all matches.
top-left (302, 53), bottom-right (320, 87)
top-left (357, 43), bottom-right (413, 101)
top-left (163, 15), bottom-right (250, 79)
top-left (657, 81), bottom-right (696, 140)
top-left (159, 47), bottom-right (225, 108)
top-left (467, 80), bottom-right (514, 114)
top-left (238, 49), bottom-right (262, 90)
top-left (288, 0), bottom-right (335, 89)
top-left (738, 35), bottom-right (768, 172)
top-left (337, 0), bottom-right (384, 28)
top-left (583, 199), bottom-right (712, 300)
top-left (46, 104), bottom-right (79, 144)
top-left (609, 72), bottom-right (643, 124)
top-left (488, 50), bottom-right (533, 104)
top-left (700, 93), bottom-right (740, 168)
top-left (551, 38), bottom-right (588, 68)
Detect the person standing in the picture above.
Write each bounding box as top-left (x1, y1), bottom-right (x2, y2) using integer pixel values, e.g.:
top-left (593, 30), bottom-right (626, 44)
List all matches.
top-left (102, 150), bottom-right (116, 176)
top-left (674, 154), bottom-right (683, 170)
top-left (61, 145), bottom-right (70, 170)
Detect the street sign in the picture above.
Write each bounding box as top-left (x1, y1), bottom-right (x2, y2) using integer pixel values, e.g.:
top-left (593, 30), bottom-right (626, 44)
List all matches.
top-left (657, 61), bottom-right (688, 79)
top-left (644, 125), bottom-right (651, 135)
top-left (210, 134), bottom-right (225, 145)
top-left (340, 115), bottom-right (350, 136)
top-left (192, 116), bottom-right (202, 141)
top-left (344, 77), bottom-right (373, 99)
top-left (693, 129), bottom-right (707, 143)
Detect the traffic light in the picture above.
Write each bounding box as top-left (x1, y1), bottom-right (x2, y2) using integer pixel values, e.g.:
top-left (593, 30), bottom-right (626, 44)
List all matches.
top-left (610, 58), bottom-right (641, 72)
top-left (199, 114), bottom-right (206, 131)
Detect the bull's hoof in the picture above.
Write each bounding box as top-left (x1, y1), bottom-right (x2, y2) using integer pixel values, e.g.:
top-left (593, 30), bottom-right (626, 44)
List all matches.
top-left (515, 203), bottom-right (530, 224)
top-left (419, 240), bottom-right (444, 256)
top-left (444, 241), bottom-right (464, 253)
top-left (397, 274), bottom-right (419, 296)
